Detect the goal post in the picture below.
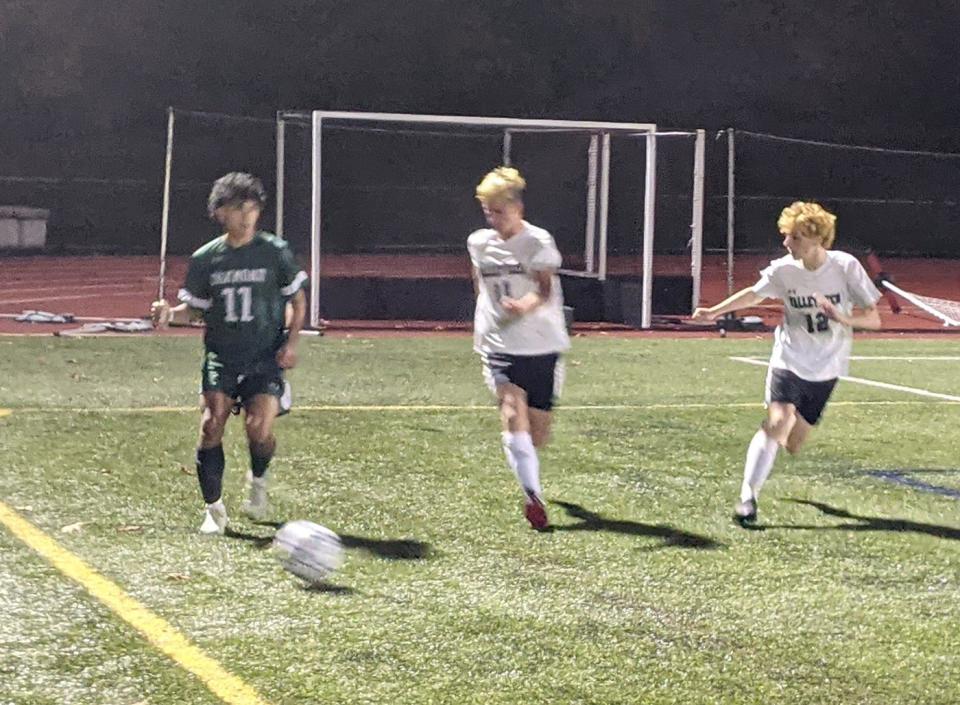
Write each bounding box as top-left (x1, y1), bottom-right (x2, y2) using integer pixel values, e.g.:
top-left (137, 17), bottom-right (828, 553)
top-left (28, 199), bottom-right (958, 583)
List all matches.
top-left (276, 110), bottom-right (706, 329)
top-left (159, 107), bottom-right (707, 330)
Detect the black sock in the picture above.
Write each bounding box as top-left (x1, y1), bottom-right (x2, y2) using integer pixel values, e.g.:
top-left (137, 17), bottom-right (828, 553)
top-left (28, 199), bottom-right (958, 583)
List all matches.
top-left (249, 439), bottom-right (275, 479)
top-left (196, 445), bottom-right (225, 504)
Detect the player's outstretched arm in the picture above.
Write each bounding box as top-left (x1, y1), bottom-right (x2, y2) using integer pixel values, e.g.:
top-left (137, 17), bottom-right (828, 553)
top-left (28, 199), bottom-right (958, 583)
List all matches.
top-left (150, 299), bottom-right (192, 329)
top-left (150, 299), bottom-right (200, 329)
top-left (692, 287), bottom-right (764, 322)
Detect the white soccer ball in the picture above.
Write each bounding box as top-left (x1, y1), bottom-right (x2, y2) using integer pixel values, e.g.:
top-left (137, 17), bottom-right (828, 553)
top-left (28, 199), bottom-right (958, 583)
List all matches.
top-left (272, 520), bottom-right (344, 585)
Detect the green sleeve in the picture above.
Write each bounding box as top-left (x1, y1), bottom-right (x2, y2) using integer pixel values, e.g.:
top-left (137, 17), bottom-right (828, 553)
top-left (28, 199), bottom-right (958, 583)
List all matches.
top-left (180, 256), bottom-right (211, 309)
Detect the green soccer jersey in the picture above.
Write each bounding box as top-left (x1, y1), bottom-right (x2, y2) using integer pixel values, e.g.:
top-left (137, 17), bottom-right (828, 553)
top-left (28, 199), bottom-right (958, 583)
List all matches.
top-left (179, 231), bottom-right (308, 364)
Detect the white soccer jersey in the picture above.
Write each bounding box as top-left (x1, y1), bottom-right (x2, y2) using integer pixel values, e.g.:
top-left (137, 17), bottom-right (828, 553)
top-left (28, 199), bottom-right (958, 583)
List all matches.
top-left (467, 222), bottom-right (571, 355)
top-left (752, 250), bottom-right (881, 381)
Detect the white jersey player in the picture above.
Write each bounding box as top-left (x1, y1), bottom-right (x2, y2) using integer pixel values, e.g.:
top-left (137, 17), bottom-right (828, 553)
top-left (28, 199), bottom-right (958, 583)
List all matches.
top-left (693, 201), bottom-right (881, 524)
top-left (468, 166), bottom-right (571, 530)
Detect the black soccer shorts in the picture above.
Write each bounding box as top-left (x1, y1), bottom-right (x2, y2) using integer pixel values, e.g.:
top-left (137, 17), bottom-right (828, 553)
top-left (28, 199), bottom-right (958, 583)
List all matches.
top-left (482, 352), bottom-right (563, 411)
top-left (765, 367), bottom-right (837, 425)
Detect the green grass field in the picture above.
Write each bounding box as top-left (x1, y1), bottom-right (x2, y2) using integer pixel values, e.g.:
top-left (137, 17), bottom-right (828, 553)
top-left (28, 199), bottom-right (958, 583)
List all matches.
top-left (1, 334), bottom-right (958, 705)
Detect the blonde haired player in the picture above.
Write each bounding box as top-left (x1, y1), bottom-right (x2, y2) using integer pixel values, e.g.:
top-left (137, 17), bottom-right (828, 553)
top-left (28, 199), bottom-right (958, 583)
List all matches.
top-left (693, 201), bottom-right (881, 523)
top-left (468, 166), bottom-right (570, 530)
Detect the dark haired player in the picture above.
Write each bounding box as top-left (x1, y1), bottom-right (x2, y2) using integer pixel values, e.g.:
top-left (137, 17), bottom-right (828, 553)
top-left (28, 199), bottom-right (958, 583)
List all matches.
top-left (152, 172), bottom-right (308, 533)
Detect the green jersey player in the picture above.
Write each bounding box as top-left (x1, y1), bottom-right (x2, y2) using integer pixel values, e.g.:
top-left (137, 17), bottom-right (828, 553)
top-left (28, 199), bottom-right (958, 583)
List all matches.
top-left (151, 173), bottom-right (308, 534)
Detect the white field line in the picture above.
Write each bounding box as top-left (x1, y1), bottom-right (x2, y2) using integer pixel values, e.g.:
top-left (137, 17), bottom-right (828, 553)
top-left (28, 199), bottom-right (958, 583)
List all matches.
top-left (848, 355), bottom-right (960, 361)
top-left (0, 290), bottom-right (146, 306)
top-left (0, 282), bottom-right (152, 296)
top-left (729, 356), bottom-right (960, 402)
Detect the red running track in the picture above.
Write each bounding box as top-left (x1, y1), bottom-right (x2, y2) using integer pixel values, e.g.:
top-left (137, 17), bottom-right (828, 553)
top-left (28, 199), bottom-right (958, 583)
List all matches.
top-left (0, 253), bottom-right (957, 335)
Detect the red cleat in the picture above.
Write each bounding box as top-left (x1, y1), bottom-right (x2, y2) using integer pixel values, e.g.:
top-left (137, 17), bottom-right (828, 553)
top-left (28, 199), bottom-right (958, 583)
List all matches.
top-left (524, 493), bottom-right (549, 531)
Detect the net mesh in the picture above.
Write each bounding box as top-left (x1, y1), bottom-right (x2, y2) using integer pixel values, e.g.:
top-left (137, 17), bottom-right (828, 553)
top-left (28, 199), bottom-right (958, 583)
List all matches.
top-left (165, 111), bottom-right (278, 256)
top-left (730, 130), bottom-right (960, 258)
top-left (880, 280), bottom-right (960, 327)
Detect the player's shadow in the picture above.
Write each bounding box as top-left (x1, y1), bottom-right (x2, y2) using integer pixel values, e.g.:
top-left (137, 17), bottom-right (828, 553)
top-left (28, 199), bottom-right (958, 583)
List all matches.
top-left (302, 582), bottom-right (354, 595)
top-left (224, 527), bottom-right (274, 548)
top-left (549, 500), bottom-right (722, 550)
top-left (252, 520), bottom-right (434, 560)
top-left (339, 534), bottom-right (434, 560)
top-left (757, 498), bottom-right (960, 541)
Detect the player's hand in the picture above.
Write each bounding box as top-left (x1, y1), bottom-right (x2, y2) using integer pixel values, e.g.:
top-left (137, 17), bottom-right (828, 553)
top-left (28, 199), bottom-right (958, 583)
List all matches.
top-left (500, 297), bottom-right (526, 316)
top-left (691, 307), bottom-right (717, 322)
top-left (150, 299), bottom-right (171, 329)
top-left (276, 344), bottom-right (298, 369)
top-left (501, 292), bottom-right (545, 316)
top-left (815, 293), bottom-right (844, 323)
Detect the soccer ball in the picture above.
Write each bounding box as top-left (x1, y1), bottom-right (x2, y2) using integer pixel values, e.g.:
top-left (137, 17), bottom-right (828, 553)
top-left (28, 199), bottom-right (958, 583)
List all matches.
top-left (272, 520), bottom-right (343, 585)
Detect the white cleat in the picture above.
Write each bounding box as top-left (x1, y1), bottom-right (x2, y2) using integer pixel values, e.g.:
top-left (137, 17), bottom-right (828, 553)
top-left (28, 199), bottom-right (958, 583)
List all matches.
top-left (240, 474), bottom-right (268, 520)
top-left (200, 500), bottom-right (229, 535)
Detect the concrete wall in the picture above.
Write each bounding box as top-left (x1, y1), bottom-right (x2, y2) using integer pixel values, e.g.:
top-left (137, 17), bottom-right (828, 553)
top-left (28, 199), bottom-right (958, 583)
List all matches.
top-left (0, 206), bottom-right (49, 249)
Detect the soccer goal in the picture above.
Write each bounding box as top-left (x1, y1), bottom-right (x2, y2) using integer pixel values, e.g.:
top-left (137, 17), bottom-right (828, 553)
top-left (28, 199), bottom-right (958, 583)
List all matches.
top-left (275, 110), bottom-right (707, 329)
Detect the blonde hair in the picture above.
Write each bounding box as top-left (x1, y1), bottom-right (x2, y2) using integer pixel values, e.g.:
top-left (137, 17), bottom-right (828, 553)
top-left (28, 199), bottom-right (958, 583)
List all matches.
top-left (777, 201), bottom-right (836, 249)
top-left (475, 166), bottom-right (526, 205)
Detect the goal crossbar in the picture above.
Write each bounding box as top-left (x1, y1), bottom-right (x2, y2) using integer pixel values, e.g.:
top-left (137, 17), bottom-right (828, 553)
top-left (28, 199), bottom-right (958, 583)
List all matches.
top-left (286, 110), bottom-right (656, 133)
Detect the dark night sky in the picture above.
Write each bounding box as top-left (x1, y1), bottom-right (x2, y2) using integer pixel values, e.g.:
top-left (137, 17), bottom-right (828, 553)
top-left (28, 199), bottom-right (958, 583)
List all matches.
top-left (2, 0), bottom-right (960, 178)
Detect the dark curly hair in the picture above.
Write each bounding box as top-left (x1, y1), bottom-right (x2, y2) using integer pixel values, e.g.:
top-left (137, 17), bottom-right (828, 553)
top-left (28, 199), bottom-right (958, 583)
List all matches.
top-left (207, 172), bottom-right (268, 218)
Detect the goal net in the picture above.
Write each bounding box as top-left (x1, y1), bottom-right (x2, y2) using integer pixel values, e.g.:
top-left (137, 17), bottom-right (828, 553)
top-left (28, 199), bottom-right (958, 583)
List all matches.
top-left (722, 129), bottom-right (960, 295)
top-left (865, 253), bottom-right (960, 327)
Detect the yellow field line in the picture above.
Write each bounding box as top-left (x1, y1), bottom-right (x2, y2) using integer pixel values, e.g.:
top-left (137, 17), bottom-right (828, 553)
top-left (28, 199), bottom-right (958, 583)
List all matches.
top-left (0, 408), bottom-right (11, 418)
top-left (0, 499), bottom-right (272, 705)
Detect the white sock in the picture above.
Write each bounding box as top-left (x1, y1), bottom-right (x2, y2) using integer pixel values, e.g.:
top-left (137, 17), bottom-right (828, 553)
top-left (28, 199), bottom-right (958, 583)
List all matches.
top-left (740, 428), bottom-right (780, 502)
top-left (501, 431), bottom-right (542, 497)
top-left (207, 499), bottom-right (226, 514)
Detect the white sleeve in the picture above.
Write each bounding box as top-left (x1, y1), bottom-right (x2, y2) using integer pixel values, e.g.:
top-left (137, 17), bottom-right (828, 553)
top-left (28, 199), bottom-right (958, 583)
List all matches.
top-left (846, 258), bottom-right (882, 307)
top-left (466, 231), bottom-right (484, 268)
top-left (528, 235), bottom-right (562, 271)
top-left (751, 262), bottom-right (783, 300)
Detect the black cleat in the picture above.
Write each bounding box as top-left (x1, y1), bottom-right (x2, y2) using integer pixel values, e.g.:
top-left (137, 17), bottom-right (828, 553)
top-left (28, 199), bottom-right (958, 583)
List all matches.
top-left (733, 498), bottom-right (758, 525)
